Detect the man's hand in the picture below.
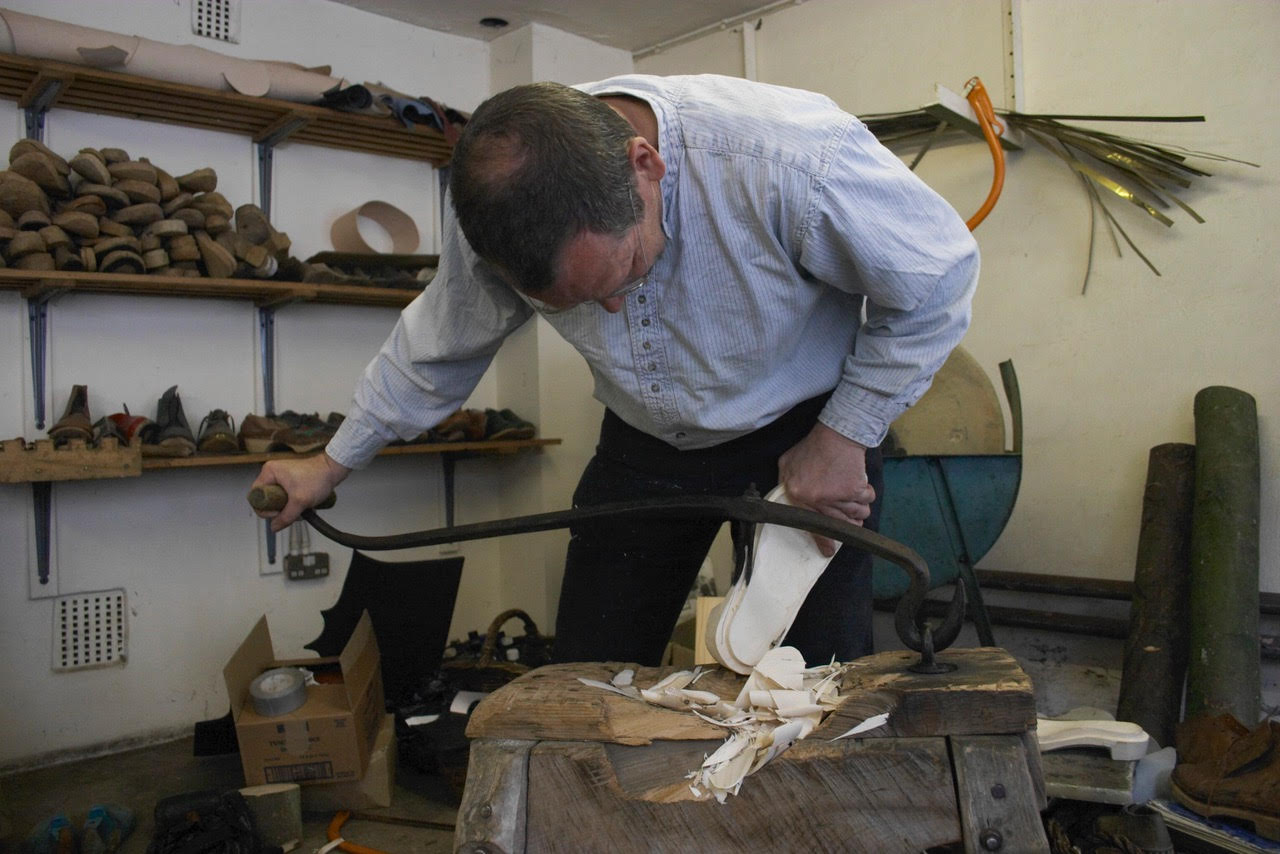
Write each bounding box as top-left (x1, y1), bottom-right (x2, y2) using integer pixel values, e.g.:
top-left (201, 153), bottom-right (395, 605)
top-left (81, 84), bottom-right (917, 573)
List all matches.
top-left (251, 452), bottom-right (351, 532)
top-left (777, 423), bottom-right (875, 557)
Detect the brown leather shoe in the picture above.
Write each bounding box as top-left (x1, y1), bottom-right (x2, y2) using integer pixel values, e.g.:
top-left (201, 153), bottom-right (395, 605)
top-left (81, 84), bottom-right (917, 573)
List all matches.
top-left (197, 409), bottom-right (239, 454)
top-left (1176, 713), bottom-right (1251, 765)
top-left (431, 409), bottom-right (486, 442)
top-left (1171, 716), bottom-right (1280, 841)
top-left (238, 413), bottom-right (288, 453)
top-left (48, 384), bottom-right (93, 445)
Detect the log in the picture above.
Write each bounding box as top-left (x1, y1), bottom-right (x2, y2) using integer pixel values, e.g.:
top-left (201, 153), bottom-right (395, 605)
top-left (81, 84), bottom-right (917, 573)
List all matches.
top-left (1186, 386), bottom-right (1261, 723)
top-left (1116, 443), bottom-right (1195, 748)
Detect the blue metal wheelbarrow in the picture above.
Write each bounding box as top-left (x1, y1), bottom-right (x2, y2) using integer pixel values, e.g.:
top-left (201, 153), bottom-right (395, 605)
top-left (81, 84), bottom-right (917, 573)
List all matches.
top-left (873, 350), bottom-right (1022, 646)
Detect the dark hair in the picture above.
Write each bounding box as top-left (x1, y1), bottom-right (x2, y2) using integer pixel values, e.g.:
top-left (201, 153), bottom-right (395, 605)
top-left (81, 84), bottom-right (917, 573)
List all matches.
top-left (449, 82), bottom-right (637, 294)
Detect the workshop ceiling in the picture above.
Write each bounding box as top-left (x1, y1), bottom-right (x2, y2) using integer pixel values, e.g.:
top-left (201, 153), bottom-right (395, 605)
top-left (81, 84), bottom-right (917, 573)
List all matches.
top-left (332, 0), bottom-right (779, 54)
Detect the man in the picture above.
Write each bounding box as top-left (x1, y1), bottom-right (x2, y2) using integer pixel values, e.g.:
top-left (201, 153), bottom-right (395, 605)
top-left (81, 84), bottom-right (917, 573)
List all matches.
top-left (253, 74), bottom-right (978, 667)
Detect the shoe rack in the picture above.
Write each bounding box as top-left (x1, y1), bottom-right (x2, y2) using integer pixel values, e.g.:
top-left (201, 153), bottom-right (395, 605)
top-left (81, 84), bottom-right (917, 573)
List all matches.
top-left (0, 53), bottom-right (562, 592)
top-left (0, 52), bottom-right (451, 426)
top-left (0, 54), bottom-right (452, 165)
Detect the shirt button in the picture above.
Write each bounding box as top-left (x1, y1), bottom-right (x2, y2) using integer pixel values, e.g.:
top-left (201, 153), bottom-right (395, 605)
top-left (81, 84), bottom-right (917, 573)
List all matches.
top-left (650, 383), bottom-right (659, 392)
top-left (647, 362), bottom-right (656, 371)
top-left (637, 295), bottom-right (647, 304)
top-left (641, 318), bottom-right (650, 327)
top-left (642, 341), bottom-right (652, 350)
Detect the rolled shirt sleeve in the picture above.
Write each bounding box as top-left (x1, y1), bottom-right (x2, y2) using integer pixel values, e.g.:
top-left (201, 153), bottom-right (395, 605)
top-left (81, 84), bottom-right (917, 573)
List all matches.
top-left (799, 116), bottom-right (980, 448)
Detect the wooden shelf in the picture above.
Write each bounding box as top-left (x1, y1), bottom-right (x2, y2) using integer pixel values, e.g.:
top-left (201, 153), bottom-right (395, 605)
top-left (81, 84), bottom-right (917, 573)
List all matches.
top-left (141, 438), bottom-right (561, 471)
top-left (0, 437), bottom-right (140, 484)
top-left (0, 438), bottom-right (559, 481)
top-left (0, 268), bottom-right (422, 309)
top-left (0, 54), bottom-right (452, 166)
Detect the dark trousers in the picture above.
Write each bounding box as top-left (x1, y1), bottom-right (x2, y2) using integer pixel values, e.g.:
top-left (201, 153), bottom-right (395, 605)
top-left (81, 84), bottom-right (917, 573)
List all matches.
top-left (552, 394), bottom-right (884, 666)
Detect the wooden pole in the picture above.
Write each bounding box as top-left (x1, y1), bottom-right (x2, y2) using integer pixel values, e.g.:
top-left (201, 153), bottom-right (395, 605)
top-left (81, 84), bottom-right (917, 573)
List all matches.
top-left (1186, 386), bottom-right (1261, 724)
top-left (1116, 443), bottom-right (1195, 747)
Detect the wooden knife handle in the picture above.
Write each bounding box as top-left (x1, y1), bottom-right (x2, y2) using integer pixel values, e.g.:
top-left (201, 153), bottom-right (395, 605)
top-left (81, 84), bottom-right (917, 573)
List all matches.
top-left (247, 484), bottom-right (337, 512)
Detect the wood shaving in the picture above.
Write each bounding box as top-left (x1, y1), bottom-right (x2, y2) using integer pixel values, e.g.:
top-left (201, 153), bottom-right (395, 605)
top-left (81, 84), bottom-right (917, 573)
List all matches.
top-left (581, 646), bottom-right (889, 802)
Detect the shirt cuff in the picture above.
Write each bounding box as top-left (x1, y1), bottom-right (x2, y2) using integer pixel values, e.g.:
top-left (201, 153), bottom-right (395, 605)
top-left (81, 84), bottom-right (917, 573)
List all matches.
top-left (324, 416), bottom-right (389, 470)
top-left (818, 382), bottom-right (907, 448)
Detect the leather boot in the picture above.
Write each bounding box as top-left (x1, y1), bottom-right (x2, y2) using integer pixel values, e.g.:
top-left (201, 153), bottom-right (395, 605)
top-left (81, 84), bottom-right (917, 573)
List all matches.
top-left (48, 385), bottom-right (93, 445)
top-left (1172, 716), bottom-right (1280, 841)
top-left (146, 385), bottom-right (196, 457)
top-left (197, 409), bottom-right (238, 453)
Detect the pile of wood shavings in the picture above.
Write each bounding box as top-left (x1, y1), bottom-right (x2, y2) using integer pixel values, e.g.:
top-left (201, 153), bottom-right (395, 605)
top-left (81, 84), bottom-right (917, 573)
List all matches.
top-left (579, 646), bottom-right (872, 802)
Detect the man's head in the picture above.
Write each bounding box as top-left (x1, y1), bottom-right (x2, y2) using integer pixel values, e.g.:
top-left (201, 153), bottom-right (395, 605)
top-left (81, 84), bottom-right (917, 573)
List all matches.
top-left (450, 82), bottom-right (641, 297)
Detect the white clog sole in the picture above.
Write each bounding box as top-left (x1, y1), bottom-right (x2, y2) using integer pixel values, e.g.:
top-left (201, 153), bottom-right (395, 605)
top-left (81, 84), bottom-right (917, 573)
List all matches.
top-left (705, 485), bottom-right (838, 673)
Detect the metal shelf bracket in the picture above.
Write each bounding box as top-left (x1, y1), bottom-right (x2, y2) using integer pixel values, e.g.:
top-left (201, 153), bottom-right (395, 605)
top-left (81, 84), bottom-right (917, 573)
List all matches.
top-left (28, 295), bottom-right (51, 428)
top-left (21, 73), bottom-right (67, 142)
top-left (254, 112), bottom-right (309, 219)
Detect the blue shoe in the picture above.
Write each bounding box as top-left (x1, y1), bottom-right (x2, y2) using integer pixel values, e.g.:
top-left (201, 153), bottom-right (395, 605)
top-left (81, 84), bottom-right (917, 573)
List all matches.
top-left (81, 804), bottom-right (135, 854)
top-left (22, 813), bottom-right (77, 854)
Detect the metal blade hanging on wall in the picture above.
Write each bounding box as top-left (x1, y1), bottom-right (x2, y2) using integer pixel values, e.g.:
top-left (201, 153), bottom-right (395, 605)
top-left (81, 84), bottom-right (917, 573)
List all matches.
top-left (861, 104), bottom-right (1259, 288)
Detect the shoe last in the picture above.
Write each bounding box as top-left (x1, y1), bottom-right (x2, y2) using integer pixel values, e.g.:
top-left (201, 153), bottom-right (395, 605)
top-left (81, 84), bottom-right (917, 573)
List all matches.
top-left (48, 384), bottom-right (93, 445)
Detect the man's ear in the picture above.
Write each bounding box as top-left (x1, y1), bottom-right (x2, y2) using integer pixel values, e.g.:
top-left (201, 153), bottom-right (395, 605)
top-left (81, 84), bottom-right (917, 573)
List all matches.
top-left (628, 137), bottom-right (666, 182)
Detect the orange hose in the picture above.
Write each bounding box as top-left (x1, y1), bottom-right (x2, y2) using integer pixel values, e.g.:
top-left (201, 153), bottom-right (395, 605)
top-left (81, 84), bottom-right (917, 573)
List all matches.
top-left (326, 810), bottom-right (394, 854)
top-left (963, 76), bottom-right (1006, 231)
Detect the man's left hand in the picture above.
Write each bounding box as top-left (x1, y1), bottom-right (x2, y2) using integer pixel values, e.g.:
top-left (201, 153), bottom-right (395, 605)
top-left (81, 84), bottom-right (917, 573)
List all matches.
top-left (777, 422), bottom-right (875, 556)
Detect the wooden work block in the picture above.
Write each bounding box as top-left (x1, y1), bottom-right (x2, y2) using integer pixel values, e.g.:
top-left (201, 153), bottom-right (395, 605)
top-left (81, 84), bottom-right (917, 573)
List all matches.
top-left (467, 647), bottom-right (1037, 745)
top-left (466, 662), bottom-right (737, 744)
top-left (458, 649), bottom-right (1049, 853)
top-left (0, 436), bottom-right (142, 483)
top-left (818, 647), bottom-right (1038, 740)
top-left (458, 735), bottom-right (961, 853)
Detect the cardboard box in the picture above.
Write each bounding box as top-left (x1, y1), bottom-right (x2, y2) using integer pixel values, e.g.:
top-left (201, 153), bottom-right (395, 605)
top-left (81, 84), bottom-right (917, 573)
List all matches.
top-left (224, 611), bottom-right (384, 787)
top-left (663, 596), bottom-right (723, 668)
top-left (300, 713), bottom-right (397, 811)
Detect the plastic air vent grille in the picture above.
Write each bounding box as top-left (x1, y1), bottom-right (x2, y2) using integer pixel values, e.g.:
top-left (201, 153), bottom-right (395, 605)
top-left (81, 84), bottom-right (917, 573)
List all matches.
top-left (192, 0), bottom-right (241, 43)
top-left (53, 589), bottom-right (127, 671)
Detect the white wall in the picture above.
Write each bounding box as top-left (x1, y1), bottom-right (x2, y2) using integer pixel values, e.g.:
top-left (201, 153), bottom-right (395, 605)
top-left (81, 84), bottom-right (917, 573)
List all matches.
top-left (638, 0), bottom-right (1280, 594)
top-left (0, 0), bottom-right (498, 768)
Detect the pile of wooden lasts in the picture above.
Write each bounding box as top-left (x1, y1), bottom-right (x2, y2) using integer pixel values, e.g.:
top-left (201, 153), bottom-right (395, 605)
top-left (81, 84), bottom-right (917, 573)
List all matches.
top-left (0, 138), bottom-right (291, 278)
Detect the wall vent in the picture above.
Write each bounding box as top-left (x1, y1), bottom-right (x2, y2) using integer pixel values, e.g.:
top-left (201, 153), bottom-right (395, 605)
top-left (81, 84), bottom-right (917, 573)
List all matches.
top-left (53, 589), bottom-right (127, 671)
top-left (192, 0), bottom-right (241, 44)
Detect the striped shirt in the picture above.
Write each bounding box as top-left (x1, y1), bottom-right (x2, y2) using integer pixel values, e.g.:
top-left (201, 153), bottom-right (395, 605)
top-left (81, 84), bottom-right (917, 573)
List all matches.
top-left (327, 73), bottom-right (979, 470)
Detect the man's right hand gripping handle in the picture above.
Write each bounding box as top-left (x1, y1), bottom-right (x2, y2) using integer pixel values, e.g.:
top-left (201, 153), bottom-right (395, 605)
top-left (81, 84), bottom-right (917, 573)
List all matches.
top-left (250, 452), bottom-right (350, 532)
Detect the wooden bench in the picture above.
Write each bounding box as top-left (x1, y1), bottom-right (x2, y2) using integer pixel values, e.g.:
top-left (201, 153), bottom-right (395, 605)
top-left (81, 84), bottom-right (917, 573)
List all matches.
top-left (455, 647), bottom-right (1049, 853)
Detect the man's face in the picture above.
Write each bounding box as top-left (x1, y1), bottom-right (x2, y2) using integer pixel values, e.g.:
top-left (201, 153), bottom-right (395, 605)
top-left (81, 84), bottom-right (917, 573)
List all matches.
top-left (538, 222), bottom-right (652, 314)
top-left (517, 180), bottom-right (661, 315)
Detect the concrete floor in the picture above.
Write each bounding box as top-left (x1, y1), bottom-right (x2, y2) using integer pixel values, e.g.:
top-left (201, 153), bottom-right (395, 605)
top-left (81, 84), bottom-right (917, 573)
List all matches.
top-left (1, 737), bottom-right (458, 852)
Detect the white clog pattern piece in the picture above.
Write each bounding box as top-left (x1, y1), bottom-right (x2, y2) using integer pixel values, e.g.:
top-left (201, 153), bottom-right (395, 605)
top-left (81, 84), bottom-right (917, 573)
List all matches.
top-left (1036, 718), bottom-right (1153, 761)
top-left (706, 485), bottom-right (838, 674)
